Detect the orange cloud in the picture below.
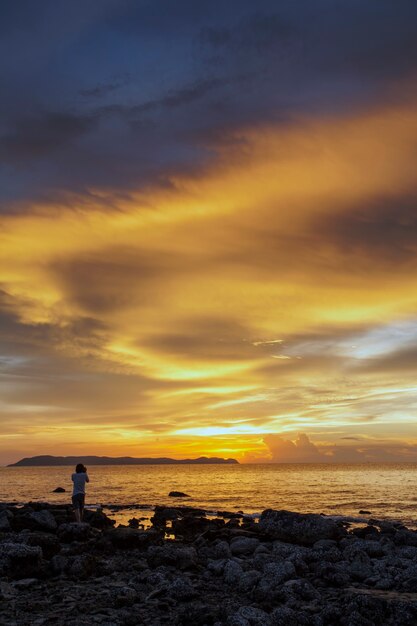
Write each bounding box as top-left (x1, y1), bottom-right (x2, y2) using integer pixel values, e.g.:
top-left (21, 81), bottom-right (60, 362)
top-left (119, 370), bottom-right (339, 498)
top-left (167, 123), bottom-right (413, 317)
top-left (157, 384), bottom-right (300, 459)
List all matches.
top-left (1, 95), bottom-right (417, 462)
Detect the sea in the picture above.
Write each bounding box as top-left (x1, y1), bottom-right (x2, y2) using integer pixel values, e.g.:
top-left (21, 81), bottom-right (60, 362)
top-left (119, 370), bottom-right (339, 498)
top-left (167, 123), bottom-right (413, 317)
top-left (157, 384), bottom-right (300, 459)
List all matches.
top-left (1, 463), bottom-right (417, 528)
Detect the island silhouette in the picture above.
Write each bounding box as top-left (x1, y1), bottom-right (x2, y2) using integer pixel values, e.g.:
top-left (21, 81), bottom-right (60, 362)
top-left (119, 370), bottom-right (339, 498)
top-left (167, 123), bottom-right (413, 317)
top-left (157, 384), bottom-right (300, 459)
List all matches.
top-left (8, 455), bottom-right (239, 467)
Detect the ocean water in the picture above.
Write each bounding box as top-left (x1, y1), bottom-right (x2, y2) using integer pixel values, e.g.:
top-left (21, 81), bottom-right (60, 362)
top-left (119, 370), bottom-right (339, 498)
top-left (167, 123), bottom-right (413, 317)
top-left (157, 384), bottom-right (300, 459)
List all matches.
top-left (1, 463), bottom-right (417, 527)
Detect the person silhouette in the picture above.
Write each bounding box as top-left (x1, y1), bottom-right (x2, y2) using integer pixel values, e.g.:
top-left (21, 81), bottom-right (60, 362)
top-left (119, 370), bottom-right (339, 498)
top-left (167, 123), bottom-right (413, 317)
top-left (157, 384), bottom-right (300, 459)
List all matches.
top-left (71, 463), bottom-right (89, 523)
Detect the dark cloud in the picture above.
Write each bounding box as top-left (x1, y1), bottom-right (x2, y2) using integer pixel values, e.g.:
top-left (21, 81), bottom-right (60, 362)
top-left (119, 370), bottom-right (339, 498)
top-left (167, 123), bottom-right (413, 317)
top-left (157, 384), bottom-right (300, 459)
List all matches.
top-left (1, 0), bottom-right (417, 210)
top-left (0, 111), bottom-right (97, 162)
top-left (314, 195), bottom-right (417, 265)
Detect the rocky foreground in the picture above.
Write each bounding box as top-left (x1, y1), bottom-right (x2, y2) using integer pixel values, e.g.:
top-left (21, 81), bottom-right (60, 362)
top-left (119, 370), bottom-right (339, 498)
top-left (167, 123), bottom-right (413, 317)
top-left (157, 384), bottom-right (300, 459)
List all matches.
top-left (1, 504), bottom-right (417, 625)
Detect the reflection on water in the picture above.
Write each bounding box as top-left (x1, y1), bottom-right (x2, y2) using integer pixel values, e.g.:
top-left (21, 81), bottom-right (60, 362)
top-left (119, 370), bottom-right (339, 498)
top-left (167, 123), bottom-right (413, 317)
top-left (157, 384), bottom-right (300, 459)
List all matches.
top-left (1, 463), bottom-right (417, 527)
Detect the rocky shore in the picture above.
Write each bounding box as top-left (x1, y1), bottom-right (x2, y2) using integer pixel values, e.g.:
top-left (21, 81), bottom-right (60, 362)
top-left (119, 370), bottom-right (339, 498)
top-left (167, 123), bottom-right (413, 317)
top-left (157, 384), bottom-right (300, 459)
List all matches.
top-left (1, 503), bottom-right (417, 625)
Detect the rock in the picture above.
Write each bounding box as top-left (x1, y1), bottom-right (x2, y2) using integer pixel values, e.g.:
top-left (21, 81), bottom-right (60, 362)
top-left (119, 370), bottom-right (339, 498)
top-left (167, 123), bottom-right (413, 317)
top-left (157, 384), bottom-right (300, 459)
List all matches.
top-left (147, 544), bottom-right (198, 570)
top-left (172, 516), bottom-right (224, 540)
top-left (237, 570), bottom-right (261, 593)
top-left (169, 491), bottom-right (190, 497)
top-left (207, 558), bottom-right (226, 576)
top-left (107, 527), bottom-right (162, 549)
top-left (15, 509), bottom-right (57, 533)
top-left (229, 606), bottom-right (272, 626)
top-left (223, 559), bottom-right (244, 584)
top-left (114, 586), bottom-right (137, 607)
top-left (270, 606), bottom-right (301, 626)
top-left (151, 505), bottom-right (183, 528)
top-left (53, 487), bottom-right (66, 493)
top-left (0, 581), bottom-right (18, 600)
top-left (259, 509), bottom-right (346, 545)
top-left (67, 554), bottom-right (97, 579)
top-left (230, 537), bottom-right (260, 556)
top-left (0, 543), bottom-right (42, 579)
top-left (23, 531), bottom-right (61, 559)
top-left (57, 522), bottom-right (91, 543)
top-left (359, 510), bottom-right (372, 515)
top-left (211, 540), bottom-right (232, 559)
top-left (167, 576), bottom-right (197, 601)
top-left (0, 509), bottom-right (12, 531)
top-left (51, 554), bottom-right (69, 574)
top-left (12, 578), bottom-right (38, 589)
top-left (83, 508), bottom-right (115, 529)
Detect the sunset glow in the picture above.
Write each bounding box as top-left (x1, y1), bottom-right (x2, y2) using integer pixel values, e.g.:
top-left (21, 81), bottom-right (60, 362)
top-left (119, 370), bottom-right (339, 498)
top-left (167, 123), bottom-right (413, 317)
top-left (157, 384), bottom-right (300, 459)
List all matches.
top-left (1, 2), bottom-right (417, 465)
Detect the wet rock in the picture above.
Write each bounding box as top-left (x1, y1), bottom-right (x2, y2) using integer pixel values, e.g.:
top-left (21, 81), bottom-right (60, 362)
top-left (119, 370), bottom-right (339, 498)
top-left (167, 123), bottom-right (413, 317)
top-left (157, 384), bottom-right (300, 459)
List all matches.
top-left (52, 487), bottom-right (66, 493)
top-left (151, 505), bottom-right (182, 528)
top-left (107, 527), bottom-right (162, 549)
top-left (83, 508), bottom-right (115, 529)
top-left (230, 536), bottom-right (260, 556)
top-left (169, 491), bottom-right (190, 497)
top-left (172, 515), bottom-right (224, 541)
top-left (259, 509), bottom-right (346, 545)
top-left (0, 542), bottom-right (43, 579)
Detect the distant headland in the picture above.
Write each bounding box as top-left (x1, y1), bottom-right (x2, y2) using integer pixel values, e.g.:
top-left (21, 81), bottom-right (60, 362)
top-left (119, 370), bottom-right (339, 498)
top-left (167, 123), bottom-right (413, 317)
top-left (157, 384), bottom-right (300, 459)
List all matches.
top-left (8, 455), bottom-right (239, 467)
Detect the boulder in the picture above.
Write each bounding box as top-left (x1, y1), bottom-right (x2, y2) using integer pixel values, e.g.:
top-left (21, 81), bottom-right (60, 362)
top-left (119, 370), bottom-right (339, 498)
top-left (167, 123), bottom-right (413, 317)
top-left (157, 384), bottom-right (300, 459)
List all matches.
top-left (107, 527), bottom-right (162, 550)
top-left (0, 543), bottom-right (42, 579)
top-left (83, 508), bottom-right (115, 529)
top-left (14, 509), bottom-right (57, 533)
top-left (151, 506), bottom-right (183, 528)
top-left (169, 491), bottom-right (190, 497)
top-left (230, 537), bottom-right (260, 556)
top-left (172, 516), bottom-right (224, 541)
top-left (52, 487), bottom-right (66, 493)
top-left (259, 509), bottom-right (346, 545)
top-left (223, 559), bottom-right (244, 585)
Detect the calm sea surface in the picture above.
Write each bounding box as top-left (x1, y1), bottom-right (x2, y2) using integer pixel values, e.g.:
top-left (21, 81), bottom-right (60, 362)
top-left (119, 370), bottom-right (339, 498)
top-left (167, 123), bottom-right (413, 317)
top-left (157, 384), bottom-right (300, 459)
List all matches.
top-left (1, 463), bottom-right (417, 527)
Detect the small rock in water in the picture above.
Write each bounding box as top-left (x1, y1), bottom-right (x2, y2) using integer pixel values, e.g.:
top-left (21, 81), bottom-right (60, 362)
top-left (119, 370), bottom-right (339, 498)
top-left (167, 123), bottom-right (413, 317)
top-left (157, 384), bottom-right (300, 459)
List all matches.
top-left (53, 487), bottom-right (66, 493)
top-left (168, 491), bottom-right (190, 497)
top-left (359, 510), bottom-right (372, 515)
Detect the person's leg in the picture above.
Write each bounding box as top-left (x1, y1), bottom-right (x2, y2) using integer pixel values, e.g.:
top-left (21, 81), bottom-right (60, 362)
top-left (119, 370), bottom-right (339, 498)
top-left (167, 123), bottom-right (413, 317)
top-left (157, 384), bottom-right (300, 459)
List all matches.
top-left (72, 494), bottom-right (82, 523)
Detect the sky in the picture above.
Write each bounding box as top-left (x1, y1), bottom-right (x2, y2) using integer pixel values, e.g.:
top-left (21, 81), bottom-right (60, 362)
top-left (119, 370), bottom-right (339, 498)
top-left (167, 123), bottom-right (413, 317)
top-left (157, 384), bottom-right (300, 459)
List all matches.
top-left (1, 0), bottom-right (417, 464)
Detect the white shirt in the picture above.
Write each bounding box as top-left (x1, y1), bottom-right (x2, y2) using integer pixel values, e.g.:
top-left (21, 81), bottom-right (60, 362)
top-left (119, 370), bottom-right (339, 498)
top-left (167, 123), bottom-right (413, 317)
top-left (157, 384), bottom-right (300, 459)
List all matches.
top-left (71, 472), bottom-right (89, 495)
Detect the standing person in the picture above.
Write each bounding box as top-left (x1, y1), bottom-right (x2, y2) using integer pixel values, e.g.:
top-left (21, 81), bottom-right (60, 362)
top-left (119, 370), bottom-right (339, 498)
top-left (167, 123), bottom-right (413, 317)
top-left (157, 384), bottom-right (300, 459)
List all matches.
top-left (71, 463), bottom-right (89, 523)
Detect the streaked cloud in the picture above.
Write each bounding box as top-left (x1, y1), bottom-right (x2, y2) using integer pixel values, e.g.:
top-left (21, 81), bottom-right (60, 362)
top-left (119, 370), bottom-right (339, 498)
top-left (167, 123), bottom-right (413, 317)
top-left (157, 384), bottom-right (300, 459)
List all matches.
top-left (1, 1), bottom-right (417, 463)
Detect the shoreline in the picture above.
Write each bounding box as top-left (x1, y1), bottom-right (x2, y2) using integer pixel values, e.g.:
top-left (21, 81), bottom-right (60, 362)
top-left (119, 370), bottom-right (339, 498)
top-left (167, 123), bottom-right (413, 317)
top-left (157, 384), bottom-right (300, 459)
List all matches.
top-left (2, 503), bottom-right (417, 625)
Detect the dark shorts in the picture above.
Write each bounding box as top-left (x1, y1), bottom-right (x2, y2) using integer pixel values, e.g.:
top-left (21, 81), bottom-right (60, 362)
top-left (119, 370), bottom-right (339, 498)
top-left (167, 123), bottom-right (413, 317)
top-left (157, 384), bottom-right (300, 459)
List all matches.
top-left (72, 493), bottom-right (85, 511)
